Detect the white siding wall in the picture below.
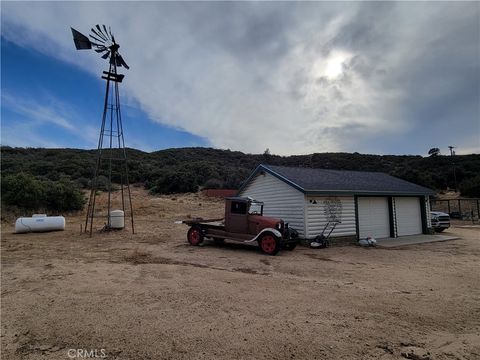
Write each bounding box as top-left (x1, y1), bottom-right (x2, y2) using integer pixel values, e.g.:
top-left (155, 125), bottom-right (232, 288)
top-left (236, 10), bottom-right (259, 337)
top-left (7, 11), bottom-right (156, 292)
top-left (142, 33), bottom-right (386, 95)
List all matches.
top-left (305, 196), bottom-right (356, 238)
top-left (239, 172), bottom-right (306, 236)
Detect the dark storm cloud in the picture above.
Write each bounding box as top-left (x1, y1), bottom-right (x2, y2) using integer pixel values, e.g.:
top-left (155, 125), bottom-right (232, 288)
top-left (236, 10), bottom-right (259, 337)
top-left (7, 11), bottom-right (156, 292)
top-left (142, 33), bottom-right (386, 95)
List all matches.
top-left (388, 3), bottom-right (479, 134)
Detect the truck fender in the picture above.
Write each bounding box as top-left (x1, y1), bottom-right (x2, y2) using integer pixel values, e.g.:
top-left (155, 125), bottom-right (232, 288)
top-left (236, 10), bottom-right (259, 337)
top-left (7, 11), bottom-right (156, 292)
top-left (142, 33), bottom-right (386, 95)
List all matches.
top-left (246, 228), bottom-right (282, 243)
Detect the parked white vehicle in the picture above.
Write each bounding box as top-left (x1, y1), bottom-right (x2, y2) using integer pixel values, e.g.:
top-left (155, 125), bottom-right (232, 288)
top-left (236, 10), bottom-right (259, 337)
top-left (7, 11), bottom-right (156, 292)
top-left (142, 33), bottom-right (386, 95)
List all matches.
top-left (430, 211), bottom-right (450, 232)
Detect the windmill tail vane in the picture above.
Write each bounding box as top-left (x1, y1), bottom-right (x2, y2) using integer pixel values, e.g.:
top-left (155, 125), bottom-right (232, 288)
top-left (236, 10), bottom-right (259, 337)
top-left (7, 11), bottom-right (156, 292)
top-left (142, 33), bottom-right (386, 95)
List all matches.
top-left (71, 25), bottom-right (134, 236)
top-left (71, 25), bottom-right (129, 69)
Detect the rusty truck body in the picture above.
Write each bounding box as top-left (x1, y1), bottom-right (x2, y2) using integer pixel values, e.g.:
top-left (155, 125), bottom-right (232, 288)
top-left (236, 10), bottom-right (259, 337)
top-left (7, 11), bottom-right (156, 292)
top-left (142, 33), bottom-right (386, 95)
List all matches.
top-left (182, 197), bottom-right (299, 255)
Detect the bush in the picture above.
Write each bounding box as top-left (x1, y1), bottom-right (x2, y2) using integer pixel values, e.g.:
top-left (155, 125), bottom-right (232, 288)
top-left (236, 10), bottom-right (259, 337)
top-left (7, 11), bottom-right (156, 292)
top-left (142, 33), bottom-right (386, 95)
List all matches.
top-left (202, 178), bottom-right (224, 189)
top-left (76, 177), bottom-right (90, 189)
top-left (460, 175), bottom-right (480, 197)
top-left (149, 169), bottom-right (198, 194)
top-left (1, 173), bottom-right (85, 212)
top-left (45, 178), bottom-right (86, 212)
top-left (95, 175), bottom-right (110, 192)
top-left (1, 173), bottom-right (46, 210)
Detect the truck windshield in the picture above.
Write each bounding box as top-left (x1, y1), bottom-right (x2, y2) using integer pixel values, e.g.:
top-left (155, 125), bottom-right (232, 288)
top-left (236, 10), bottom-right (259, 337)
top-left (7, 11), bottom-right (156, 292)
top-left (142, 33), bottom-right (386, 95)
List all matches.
top-left (249, 202), bottom-right (263, 215)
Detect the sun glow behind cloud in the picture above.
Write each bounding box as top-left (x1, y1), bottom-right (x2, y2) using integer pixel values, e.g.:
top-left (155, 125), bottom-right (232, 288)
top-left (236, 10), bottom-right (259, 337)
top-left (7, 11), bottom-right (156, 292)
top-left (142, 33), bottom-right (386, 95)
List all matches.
top-left (314, 50), bottom-right (352, 80)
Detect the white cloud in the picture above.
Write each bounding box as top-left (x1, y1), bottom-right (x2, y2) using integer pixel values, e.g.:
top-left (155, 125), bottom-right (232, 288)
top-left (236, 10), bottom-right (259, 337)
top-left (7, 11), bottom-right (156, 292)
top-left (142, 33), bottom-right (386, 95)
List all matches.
top-left (1, 92), bottom-right (98, 148)
top-left (2, 2), bottom-right (478, 155)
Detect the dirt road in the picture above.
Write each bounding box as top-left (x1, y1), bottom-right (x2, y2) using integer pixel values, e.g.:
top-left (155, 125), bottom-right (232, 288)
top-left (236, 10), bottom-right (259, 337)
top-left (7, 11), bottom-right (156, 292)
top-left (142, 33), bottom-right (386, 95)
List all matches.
top-left (2, 191), bottom-right (479, 359)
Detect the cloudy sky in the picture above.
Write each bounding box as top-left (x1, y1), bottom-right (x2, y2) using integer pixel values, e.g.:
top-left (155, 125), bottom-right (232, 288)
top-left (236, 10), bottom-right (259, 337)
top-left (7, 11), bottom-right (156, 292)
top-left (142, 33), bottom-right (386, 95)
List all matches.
top-left (1, 1), bottom-right (479, 155)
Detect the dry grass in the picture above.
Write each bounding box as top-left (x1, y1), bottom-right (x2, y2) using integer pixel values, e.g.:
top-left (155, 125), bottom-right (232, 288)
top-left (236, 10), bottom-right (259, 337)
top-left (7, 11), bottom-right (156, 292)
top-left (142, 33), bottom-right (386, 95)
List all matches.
top-left (123, 248), bottom-right (152, 264)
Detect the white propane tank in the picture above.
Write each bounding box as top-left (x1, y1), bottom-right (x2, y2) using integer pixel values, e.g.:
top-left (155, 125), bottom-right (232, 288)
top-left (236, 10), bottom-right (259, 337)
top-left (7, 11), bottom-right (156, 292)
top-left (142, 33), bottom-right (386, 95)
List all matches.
top-left (110, 210), bottom-right (125, 229)
top-left (15, 215), bottom-right (65, 234)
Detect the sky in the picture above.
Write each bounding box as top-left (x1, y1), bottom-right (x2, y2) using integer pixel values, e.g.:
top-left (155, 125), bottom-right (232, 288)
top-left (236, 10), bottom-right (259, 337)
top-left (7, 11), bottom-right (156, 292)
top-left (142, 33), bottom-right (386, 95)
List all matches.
top-left (1, 1), bottom-right (479, 156)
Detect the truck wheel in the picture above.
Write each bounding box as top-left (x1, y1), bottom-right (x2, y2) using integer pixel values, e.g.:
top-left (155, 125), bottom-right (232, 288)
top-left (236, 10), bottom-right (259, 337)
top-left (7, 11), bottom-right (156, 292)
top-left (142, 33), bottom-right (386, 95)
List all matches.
top-left (258, 233), bottom-right (281, 256)
top-left (187, 226), bottom-right (204, 246)
top-left (435, 228), bottom-right (445, 233)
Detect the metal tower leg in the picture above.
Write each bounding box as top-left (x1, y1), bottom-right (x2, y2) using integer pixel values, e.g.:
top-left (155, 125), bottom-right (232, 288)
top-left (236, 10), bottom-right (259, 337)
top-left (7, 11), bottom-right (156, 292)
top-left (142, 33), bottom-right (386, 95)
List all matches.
top-left (84, 61), bottom-right (134, 236)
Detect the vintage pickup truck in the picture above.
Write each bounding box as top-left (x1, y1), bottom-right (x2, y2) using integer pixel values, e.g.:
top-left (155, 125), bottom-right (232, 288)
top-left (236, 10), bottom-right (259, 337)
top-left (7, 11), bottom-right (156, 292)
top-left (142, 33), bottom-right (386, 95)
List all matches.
top-left (182, 197), bottom-right (299, 255)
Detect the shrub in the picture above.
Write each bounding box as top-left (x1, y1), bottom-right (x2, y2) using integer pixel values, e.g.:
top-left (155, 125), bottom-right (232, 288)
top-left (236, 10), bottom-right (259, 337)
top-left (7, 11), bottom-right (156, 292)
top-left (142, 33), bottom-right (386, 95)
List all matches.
top-left (459, 175), bottom-right (480, 197)
top-left (1, 173), bottom-right (46, 210)
top-left (1, 173), bottom-right (85, 212)
top-left (149, 169), bottom-right (197, 194)
top-left (45, 178), bottom-right (86, 212)
top-left (76, 177), bottom-right (90, 189)
top-left (202, 178), bottom-right (224, 189)
top-left (95, 175), bottom-right (110, 192)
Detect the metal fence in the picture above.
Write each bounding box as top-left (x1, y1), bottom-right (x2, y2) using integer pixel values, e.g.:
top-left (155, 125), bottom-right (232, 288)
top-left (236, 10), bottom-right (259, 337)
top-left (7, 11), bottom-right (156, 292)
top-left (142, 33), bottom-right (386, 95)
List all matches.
top-left (430, 198), bottom-right (480, 222)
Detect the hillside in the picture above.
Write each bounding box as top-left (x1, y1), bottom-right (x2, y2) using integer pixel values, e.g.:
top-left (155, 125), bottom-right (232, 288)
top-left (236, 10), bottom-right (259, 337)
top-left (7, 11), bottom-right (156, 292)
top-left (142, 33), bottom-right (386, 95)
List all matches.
top-left (1, 146), bottom-right (479, 197)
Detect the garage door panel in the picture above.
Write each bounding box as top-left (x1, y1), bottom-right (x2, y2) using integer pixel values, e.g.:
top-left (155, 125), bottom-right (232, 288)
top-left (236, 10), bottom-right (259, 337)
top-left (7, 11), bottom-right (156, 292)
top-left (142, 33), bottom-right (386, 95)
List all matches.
top-left (358, 197), bottom-right (390, 238)
top-left (395, 197), bottom-right (422, 236)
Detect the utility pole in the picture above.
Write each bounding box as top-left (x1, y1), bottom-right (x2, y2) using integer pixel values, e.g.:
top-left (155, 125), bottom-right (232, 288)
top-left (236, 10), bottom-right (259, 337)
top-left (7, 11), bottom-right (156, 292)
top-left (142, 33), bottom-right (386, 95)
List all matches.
top-left (448, 146), bottom-right (457, 192)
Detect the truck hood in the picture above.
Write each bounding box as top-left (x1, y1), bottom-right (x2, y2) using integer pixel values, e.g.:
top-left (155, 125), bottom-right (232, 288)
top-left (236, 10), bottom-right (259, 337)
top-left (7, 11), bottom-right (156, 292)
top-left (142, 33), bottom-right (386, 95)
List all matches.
top-left (249, 214), bottom-right (281, 228)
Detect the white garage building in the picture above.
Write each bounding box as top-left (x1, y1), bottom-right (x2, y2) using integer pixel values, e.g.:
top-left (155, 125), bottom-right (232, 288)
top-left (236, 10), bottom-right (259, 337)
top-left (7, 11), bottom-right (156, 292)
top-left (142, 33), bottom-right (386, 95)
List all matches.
top-left (237, 165), bottom-right (435, 241)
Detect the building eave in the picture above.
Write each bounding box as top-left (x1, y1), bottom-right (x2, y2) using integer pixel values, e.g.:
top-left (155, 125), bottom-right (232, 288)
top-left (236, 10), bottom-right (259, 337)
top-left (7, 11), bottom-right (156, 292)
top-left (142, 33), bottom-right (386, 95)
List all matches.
top-left (305, 190), bottom-right (435, 196)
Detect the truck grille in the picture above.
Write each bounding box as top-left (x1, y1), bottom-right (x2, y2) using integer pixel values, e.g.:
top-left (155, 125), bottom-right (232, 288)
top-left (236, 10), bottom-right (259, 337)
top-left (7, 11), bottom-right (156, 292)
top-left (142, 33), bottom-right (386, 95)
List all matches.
top-left (438, 216), bottom-right (450, 221)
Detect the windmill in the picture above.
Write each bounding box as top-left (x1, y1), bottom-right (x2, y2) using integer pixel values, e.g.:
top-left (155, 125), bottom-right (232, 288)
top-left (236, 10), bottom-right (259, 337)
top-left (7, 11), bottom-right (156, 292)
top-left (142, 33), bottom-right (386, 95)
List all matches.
top-left (71, 25), bottom-right (134, 236)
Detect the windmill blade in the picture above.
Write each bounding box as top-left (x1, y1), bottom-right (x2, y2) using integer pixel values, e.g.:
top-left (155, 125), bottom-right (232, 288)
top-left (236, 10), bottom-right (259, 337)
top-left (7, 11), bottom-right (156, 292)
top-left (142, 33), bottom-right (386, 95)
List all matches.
top-left (109, 26), bottom-right (113, 39)
top-left (102, 25), bottom-right (110, 39)
top-left (95, 25), bottom-right (108, 40)
top-left (99, 24), bottom-right (111, 41)
top-left (89, 41), bottom-right (105, 48)
top-left (101, 52), bottom-right (110, 59)
top-left (89, 33), bottom-right (105, 44)
top-left (116, 53), bottom-right (130, 69)
top-left (95, 47), bottom-right (107, 53)
top-left (91, 27), bottom-right (107, 41)
top-left (71, 28), bottom-right (91, 50)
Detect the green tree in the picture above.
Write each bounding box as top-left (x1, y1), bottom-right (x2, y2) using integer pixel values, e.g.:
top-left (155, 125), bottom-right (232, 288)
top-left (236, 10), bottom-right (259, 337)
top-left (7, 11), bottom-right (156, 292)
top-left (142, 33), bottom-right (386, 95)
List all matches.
top-left (428, 147), bottom-right (441, 157)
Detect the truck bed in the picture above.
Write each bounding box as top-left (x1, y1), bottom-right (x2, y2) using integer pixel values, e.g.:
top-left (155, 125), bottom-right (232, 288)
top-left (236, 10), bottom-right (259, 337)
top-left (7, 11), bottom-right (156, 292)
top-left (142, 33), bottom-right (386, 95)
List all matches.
top-left (182, 218), bottom-right (224, 227)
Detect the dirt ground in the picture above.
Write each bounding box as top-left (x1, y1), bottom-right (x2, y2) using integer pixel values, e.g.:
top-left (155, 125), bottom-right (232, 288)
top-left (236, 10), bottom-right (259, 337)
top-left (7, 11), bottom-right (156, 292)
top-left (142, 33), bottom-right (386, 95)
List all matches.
top-left (1, 189), bottom-right (479, 360)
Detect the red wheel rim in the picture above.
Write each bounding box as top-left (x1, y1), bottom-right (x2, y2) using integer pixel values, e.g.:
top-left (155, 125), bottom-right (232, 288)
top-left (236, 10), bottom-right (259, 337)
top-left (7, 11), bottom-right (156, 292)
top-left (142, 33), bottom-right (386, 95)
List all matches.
top-left (189, 229), bottom-right (201, 245)
top-left (261, 235), bottom-right (276, 254)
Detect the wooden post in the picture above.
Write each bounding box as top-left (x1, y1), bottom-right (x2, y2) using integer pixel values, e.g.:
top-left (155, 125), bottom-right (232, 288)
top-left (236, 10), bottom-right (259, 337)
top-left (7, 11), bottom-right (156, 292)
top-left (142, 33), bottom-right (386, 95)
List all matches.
top-left (458, 199), bottom-right (462, 218)
top-left (448, 200), bottom-right (451, 214)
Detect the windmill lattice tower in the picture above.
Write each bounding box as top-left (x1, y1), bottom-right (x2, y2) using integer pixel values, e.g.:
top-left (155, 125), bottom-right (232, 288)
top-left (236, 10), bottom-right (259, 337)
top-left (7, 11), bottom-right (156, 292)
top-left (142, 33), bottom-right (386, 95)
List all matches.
top-left (71, 25), bottom-right (134, 236)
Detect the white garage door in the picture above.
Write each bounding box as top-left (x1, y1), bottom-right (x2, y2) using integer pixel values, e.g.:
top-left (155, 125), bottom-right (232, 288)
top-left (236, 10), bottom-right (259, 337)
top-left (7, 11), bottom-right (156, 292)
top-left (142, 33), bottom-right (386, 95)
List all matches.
top-left (395, 197), bottom-right (422, 236)
top-left (358, 197), bottom-right (390, 238)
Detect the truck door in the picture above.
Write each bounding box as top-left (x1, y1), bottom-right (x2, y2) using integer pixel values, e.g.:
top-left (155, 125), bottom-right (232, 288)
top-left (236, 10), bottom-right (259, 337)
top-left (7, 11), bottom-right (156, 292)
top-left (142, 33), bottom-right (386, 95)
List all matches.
top-left (226, 200), bottom-right (249, 233)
